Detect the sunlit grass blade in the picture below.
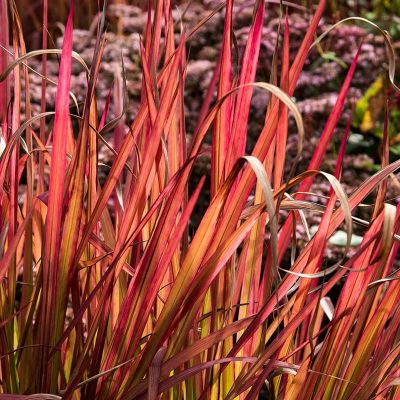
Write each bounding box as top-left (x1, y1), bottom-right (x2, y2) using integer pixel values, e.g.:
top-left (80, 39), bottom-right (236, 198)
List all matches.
top-left (35, 0), bottom-right (74, 391)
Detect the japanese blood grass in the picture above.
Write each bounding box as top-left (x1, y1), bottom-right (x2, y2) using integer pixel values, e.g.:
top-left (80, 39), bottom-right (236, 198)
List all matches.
top-left (0, 0), bottom-right (400, 399)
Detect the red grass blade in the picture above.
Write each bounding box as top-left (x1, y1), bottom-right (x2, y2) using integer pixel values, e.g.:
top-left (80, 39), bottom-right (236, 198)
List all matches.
top-left (36, 0), bottom-right (74, 390)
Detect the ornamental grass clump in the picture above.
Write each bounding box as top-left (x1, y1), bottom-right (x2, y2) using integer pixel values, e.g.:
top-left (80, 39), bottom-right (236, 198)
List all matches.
top-left (0, 0), bottom-right (399, 399)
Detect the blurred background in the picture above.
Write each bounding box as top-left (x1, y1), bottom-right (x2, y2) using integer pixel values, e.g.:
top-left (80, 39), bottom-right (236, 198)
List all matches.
top-left (12, 0), bottom-right (400, 50)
